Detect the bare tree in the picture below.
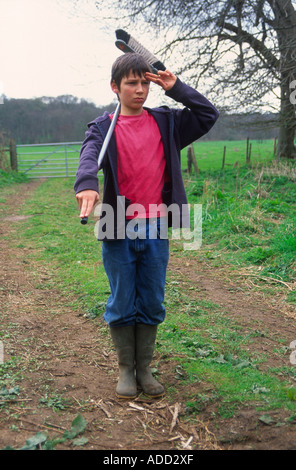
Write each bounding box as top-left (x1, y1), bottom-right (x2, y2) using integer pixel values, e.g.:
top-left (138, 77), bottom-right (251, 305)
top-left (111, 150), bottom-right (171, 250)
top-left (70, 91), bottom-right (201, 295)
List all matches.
top-left (95, 0), bottom-right (296, 158)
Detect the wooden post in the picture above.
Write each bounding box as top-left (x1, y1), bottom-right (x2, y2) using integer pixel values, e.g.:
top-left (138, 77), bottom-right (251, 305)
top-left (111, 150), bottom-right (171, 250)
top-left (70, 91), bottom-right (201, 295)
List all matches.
top-left (9, 139), bottom-right (18, 171)
top-left (246, 137), bottom-right (251, 165)
top-left (273, 137), bottom-right (277, 157)
top-left (222, 146), bottom-right (226, 169)
top-left (187, 145), bottom-right (192, 174)
top-left (222, 146), bottom-right (226, 192)
top-left (187, 143), bottom-right (199, 174)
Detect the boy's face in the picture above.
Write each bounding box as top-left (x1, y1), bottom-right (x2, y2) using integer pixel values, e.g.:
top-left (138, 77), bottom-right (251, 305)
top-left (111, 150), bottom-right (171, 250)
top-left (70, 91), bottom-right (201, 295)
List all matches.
top-left (111, 71), bottom-right (150, 115)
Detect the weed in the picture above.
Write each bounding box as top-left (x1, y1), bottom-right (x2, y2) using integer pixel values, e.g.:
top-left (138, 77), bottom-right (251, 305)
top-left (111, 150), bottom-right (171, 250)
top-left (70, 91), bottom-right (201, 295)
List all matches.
top-left (0, 169), bottom-right (28, 187)
top-left (2, 414), bottom-right (88, 450)
top-left (39, 392), bottom-right (71, 411)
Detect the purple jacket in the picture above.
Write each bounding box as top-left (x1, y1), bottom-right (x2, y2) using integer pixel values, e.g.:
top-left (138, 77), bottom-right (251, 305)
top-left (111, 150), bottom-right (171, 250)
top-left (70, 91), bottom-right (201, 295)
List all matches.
top-left (74, 78), bottom-right (219, 239)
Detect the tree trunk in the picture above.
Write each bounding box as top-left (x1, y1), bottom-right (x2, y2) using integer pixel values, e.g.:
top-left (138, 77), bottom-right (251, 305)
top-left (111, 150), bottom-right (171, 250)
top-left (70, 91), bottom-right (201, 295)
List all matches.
top-left (270, 0), bottom-right (296, 159)
top-left (277, 82), bottom-right (296, 159)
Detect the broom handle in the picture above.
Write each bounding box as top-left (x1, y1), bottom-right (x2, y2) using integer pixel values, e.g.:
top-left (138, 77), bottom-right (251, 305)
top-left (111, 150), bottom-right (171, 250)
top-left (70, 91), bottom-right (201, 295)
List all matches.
top-left (97, 101), bottom-right (121, 170)
top-left (80, 102), bottom-right (121, 225)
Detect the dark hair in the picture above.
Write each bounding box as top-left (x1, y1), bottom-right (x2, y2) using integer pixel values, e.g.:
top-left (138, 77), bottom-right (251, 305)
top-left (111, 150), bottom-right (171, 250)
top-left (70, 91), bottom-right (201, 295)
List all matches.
top-left (111, 53), bottom-right (152, 90)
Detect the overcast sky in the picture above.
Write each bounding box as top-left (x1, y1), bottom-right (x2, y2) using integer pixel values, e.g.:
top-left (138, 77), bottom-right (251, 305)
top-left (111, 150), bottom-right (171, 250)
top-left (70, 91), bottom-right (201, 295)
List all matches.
top-left (0, 0), bottom-right (131, 106)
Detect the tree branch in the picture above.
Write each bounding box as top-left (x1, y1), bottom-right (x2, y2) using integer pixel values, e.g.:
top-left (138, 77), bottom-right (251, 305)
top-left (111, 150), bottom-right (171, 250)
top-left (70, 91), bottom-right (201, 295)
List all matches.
top-left (217, 20), bottom-right (280, 70)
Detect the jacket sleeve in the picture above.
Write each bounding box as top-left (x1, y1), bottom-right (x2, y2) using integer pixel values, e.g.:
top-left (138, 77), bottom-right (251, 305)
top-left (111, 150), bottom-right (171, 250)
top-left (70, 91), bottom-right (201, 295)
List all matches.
top-left (165, 78), bottom-right (219, 149)
top-left (73, 122), bottom-right (102, 194)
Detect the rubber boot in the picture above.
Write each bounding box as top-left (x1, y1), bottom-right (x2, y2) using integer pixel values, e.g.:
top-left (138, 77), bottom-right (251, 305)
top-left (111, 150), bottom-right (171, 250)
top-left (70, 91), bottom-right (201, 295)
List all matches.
top-left (135, 324), bottom-right (165, 398)
top-left (109, 326), bottom-right (137, 399)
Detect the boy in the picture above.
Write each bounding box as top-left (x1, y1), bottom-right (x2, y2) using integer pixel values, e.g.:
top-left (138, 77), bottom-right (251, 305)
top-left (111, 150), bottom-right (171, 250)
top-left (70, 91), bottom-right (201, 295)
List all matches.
top-left (74, 53), bottom-right (218, 399)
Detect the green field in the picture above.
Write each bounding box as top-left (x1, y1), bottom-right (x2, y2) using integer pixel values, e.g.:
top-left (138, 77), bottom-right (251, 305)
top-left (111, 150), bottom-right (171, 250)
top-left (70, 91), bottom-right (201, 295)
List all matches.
top-left (183, 138), bottom-right (275, 170)
top-left (11, 138), bottom-right (276, 179)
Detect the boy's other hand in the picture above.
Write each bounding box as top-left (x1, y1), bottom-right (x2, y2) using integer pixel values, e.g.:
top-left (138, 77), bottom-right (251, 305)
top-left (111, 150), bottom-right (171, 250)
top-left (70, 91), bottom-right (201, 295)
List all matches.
top-left (76, 189), bottom-right (99, 219)
top-left (145, 70), bottom-right (177, 91)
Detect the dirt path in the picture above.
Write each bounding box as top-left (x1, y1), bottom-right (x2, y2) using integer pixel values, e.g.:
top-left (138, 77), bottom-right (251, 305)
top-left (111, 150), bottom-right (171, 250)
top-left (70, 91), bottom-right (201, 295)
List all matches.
top-left (1, 180), bottom-right (296, 451)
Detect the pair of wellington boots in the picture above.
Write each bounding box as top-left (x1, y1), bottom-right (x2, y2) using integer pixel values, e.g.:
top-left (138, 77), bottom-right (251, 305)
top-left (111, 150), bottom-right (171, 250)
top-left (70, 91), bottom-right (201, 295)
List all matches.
top-left (110, 324), bottom-right (165, 399)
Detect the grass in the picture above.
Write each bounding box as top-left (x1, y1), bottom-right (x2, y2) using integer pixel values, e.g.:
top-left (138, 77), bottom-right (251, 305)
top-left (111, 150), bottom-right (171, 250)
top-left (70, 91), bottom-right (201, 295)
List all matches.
top-left (181, 138), bottom-right (275, 171)
top-left (15, 139), bottom-right (274, 175)
top-left (190, 163), bottom-right (296, 285)
top-left (16, 176), bottom-right (109, 311)
top-left (1, 138), bottom-right (296, 429)
top-left (161, 278), bottom-right (296, 416)
top-left (0, 169), bottom-right (28, 187)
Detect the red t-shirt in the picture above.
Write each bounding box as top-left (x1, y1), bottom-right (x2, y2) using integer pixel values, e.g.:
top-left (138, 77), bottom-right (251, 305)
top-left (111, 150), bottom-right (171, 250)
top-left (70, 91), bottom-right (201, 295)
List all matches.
top-left (113, 110), bottom-right (168, 219)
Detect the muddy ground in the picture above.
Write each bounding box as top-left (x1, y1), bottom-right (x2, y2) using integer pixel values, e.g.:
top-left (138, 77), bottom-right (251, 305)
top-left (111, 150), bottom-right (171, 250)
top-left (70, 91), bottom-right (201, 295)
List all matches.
top-left (1, 180), bottom-right (296, 453)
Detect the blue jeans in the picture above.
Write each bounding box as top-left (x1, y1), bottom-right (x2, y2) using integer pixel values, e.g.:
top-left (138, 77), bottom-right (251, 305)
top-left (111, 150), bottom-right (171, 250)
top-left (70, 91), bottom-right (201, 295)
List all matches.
top-left (102, 218), bottom-right (169, 327)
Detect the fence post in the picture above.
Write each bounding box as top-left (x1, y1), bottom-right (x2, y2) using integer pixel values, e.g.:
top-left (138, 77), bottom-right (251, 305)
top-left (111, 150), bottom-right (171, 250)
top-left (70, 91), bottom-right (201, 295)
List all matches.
top-left (187, 143), bottom-right (199, 174)
top-left (65, 144), bottom-right (68, 177)
top-left (222, 145), bottom-right (226, 169)
top-left (246, 137), bottom-right (250, 165)
top-left (273, 137), bottom-right (277, 157)
top-left (9, 139), bottom-right (18, 171)
top-left (248, 143), bottom-right (252, 164)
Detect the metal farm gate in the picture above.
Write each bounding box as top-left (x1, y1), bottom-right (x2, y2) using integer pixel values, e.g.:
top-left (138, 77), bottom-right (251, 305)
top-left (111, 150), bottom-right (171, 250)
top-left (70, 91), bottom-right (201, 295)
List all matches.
top-left (17, 142), bottom-right (82, 178)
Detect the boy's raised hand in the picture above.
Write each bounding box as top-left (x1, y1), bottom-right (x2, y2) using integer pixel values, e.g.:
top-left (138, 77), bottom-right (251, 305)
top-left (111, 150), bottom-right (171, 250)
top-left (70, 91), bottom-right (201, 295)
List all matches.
top-left (145, 70), bottom-right (177, 91)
